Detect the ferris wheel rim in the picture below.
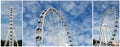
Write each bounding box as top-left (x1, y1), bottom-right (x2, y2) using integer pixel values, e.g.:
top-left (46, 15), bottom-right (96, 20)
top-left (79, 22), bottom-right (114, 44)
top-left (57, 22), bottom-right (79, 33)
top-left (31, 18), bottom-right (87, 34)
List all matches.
top-left (35, 8), bottom-right (73, 46)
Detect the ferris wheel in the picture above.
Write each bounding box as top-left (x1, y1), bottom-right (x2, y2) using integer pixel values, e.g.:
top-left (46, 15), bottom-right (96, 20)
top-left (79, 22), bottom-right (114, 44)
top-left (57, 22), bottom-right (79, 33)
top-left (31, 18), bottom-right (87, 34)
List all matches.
top-left (4, 8), bottom-right (19, 47)
top-left (98, 7), bottom-right (119, 46)
top-left (35, 8), bottom-right (73, 46)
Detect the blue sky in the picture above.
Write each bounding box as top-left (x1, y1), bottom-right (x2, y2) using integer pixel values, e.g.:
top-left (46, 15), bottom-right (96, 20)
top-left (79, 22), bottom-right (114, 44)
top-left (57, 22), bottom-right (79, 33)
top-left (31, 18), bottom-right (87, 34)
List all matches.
top-left (23, 1), bottom-right (92, 46)
top-left (1, 1), bottom-right (22, 40)
top-left (93, 1), bottom-right (119, 42)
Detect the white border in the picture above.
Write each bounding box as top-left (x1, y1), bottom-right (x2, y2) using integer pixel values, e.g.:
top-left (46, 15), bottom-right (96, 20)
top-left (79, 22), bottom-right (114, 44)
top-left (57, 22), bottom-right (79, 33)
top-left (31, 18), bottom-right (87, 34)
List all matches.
top-left (93, 0), bottom-right (119, 1)
top-left (22, 0), bottom-right (23, 46)
top-left (0, 0), bottom-right (1, 46)
top-left (118, 0), bottom-right (120, 44)
top-left (0, 0), bottom-right (120, 47)
top-left (92, 0), bottom-right (93, 46)
top-left (23, 0), bottom-right (92, 1)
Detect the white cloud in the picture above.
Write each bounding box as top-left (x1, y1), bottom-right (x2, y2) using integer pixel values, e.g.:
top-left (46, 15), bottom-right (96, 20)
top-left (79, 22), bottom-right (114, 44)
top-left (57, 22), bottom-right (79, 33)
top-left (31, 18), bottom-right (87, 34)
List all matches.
top-left (61, 2), bottom-right (75, 12)
top-left (23, 21), bottom-right (27, 28)
top-left (70, 2), bottom-right (90, 17)
top-left (24, 13), bottom-right (32, 19)
top-left (28, 16), bottom-right (38, 26)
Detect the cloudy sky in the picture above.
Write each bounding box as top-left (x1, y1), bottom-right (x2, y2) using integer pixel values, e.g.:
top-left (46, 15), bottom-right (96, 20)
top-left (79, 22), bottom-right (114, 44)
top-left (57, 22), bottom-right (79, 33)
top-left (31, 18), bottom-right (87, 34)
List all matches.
top-left (1, 0), bottom-right (119, 46)
top-left (1, 1), bottom-right (22, 40)
top-left (93, 1), bottom-right (119, 42)
top-left (23, 1), bottom-right (92, 46)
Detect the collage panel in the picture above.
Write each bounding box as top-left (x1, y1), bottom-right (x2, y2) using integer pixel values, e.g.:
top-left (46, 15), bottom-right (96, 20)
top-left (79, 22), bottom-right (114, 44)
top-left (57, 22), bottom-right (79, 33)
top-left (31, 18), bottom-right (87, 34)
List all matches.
top-left (23, 1), bottom-right (92, 46)
top-left (93, 1), bottom-right (119, 46)
top-left (1, 1), bottom-right (22, 46)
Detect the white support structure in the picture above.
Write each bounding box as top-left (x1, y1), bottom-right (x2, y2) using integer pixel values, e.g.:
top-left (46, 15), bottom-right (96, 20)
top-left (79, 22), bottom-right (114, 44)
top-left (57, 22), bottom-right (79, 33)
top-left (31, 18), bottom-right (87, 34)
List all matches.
top-left (98, 7), bottom-right (119, 46)
top-left (4, 8), bottom-right (19, 47)
top-left (36, 8), bottom-right (73, 46)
